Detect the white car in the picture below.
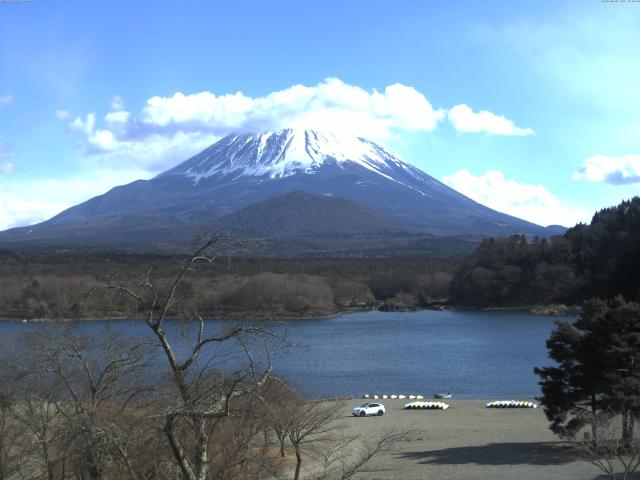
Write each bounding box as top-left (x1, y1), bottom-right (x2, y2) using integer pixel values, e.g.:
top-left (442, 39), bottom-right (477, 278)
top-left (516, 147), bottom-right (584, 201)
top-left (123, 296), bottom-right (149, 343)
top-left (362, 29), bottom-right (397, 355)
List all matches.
top-left (352, 402), bottom-right (385, 417)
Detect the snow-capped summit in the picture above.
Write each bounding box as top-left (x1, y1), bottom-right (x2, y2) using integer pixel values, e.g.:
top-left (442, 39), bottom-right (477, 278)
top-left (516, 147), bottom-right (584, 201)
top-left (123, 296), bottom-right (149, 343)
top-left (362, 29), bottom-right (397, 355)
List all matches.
top-left (161, 129), bottom-right (419, 185)
top-left (159, 129), bottom-right (451, 200)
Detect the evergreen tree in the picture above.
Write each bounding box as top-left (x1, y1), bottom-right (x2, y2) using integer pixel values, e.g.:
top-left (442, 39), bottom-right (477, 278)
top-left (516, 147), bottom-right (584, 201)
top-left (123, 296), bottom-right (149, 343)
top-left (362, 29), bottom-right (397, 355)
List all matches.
top-left (535, 297), bottom-right (640, 442)
top-left (450, 196), bottom-right (640, 307)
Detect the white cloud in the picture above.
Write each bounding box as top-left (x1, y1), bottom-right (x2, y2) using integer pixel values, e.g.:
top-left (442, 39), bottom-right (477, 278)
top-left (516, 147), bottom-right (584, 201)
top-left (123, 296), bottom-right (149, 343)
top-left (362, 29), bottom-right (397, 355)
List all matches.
top-left (61, 78), bottom-right (534, 176)
top-left (69, 113), bottom-right (96, 135)
top-left (87, 129), bottom-right (119, 151)
top-left (0, 95), bottom-right (12, 108)
top-left (573, 154), bottom-right (640, 185)
top-left (448, 104), bottom-right (534, 136)
top-left (0, 162), bottom-right (14, 174)
top-left (0, 168), bottom-right (152, 231)
top-left (55, 109), bottom-right (70, 120)
top-left (64, 78), bottom-right (450, 172)
top-left (0, 196), bottom-right (69, 232)
top-left (443, 169), bottom-right (590, 227)
top-left (84, 131), bottom-right (219, 171)
top-left (104, 110), bottom-right (130, 123)
top-left (110, 95), bottom-right (125, 111)
top-left (138, 78), bottom-right (445, 138)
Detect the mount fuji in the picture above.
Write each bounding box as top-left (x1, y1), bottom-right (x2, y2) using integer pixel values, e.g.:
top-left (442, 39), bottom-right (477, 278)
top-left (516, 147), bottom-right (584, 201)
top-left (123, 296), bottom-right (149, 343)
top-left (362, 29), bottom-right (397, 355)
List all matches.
top-left (0, 129), bottom-right (564, 253)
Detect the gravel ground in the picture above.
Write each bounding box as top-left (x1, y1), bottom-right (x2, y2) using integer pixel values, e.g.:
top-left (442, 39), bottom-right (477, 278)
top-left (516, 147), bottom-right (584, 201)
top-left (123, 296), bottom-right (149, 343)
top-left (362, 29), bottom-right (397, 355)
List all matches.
top-left (320, 399), bottom-right (607, 480)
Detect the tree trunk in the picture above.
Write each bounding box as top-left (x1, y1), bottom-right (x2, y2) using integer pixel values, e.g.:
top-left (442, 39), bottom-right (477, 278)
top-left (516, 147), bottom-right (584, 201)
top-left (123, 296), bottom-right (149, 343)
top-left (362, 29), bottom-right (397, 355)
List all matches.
top-left (278, 431), bottom-right (286, 457)
top-left (591, 394), bottom-right (598, 444)
top-left (82, 448), bottom-right (102, 480)
top-left (293, 446), bottom-right (302, 480)
top-left (41, 441), bottom-right (54, 480)
top-left (194, 416), bottom-right (208, 480)
top-left (622, 410), bottom-right (634, 447)
top-left (164, 417), bottom-right (196, 480)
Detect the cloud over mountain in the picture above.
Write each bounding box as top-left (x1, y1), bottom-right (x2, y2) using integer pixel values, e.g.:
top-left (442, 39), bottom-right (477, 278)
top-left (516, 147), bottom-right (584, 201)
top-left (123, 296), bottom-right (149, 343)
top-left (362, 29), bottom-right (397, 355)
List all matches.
top-left (443, 169), bottom-right (590, 227)
top-left (60, 78), bottom-right (533, 173)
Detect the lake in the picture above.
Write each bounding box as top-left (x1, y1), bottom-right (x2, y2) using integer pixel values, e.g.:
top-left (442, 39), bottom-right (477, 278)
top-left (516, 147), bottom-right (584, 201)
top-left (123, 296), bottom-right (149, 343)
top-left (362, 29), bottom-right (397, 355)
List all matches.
top-left (0, 310), bottom-right (563, 399)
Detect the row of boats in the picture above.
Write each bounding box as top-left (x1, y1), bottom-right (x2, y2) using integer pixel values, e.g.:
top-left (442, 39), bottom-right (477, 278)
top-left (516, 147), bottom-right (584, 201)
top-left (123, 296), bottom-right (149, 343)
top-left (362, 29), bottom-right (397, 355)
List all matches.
top-left (486, 400), bottom-right (538, 408)
top-left (363, 393), bottom-right (452, 400)
top-left (404, 401), bottom-right (450, 410)
top-left (403, 399), bottom-right (539, 410)
top-left (363, 393), bottom-right (539, 410)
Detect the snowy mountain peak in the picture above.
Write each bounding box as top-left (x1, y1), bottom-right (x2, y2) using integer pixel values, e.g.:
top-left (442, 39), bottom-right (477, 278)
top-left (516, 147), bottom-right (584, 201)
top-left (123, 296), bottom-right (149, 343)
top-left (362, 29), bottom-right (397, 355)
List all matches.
top-left (1, 132), bottom-right (560, 250)
top-left (160, 129), bottom-right (416, 183)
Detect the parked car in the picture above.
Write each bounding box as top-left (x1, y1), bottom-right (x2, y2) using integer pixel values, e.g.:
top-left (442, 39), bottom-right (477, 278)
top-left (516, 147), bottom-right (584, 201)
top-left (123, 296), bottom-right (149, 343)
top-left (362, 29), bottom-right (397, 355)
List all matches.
top-left (352, 402), bottom-right (385, 417)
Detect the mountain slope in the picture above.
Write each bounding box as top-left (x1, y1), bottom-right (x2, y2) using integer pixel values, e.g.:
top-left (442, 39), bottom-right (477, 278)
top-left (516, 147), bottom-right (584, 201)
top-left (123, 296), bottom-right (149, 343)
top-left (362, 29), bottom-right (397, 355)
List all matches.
top-left (0, 129), bottom-right (563, 251)
top-left (209, 191), bottom-right (440, 256)
top-left (213, 191), bottom-right (404, 238)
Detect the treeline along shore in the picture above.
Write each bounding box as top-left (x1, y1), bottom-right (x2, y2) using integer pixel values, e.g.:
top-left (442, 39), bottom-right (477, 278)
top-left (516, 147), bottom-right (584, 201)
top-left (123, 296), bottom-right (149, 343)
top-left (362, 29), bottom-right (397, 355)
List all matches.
top-left (450, 197), bottom-right (640, 308)
top-left (0, 251), bottom-right (456, 320)
top-left (2, 196), bottom-right (640, 321)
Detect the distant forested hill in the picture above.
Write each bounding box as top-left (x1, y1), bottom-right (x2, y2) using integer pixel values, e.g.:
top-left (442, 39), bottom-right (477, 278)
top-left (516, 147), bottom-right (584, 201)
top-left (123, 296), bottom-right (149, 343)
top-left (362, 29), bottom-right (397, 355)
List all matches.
top-left (450, 197), bottom-right (640, 307)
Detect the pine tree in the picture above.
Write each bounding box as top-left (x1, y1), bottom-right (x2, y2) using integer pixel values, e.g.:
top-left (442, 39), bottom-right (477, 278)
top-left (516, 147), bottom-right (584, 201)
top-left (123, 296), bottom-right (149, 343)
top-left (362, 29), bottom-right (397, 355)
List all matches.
top-left (535, 297), bottom-right (640, 442)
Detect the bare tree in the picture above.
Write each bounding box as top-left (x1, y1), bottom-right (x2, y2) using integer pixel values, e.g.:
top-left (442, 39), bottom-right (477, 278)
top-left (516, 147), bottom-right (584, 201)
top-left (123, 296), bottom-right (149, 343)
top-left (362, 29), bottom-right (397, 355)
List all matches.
top-left (286, 399), bottom-right (344, 480)
top-left (107, 237), bottom-right (284, 480)
top-left (203, 398), bottom-right (283, 480)
top-left (276, 395), bottom-right (407, 480)
top-left (3, 346), bottom-right (65, 480)
top-left (310, 429), bottom-right (407, 480)
top-left (577, 412), bottom-right (640, 480)
top-left (0, 328), bottom-right (153, 480)
top-left (260, 377), bottom-right (298, 458)
top-left (0, 388), bottom-right (28, 480)
top-left (10, 328), bottom-right (156, 480)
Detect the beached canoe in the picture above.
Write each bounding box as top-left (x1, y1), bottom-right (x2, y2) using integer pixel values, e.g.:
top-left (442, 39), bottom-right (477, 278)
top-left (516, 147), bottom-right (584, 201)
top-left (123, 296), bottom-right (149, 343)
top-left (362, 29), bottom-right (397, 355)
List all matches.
top-left (404, 401), bottom-right (450, 410)
top-left (486, 400), bottom-right (538, 408)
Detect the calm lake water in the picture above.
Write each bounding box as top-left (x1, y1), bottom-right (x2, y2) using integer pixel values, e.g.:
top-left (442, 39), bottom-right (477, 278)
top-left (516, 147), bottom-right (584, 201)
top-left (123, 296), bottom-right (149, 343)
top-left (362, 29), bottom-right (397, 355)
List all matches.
top-left (0, 310), bottom-right (562, 399)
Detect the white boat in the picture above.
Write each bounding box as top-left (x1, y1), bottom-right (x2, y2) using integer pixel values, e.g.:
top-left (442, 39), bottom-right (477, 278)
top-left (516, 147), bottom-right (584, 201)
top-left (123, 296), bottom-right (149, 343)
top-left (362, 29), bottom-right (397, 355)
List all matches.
top-left (433, 393), bottom-right (452, 399)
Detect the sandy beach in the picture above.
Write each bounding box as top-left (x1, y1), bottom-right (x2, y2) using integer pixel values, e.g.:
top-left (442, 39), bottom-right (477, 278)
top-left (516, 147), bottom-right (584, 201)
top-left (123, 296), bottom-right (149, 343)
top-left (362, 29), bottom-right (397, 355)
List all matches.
top-left (313, 398), bottom-right (604, 480)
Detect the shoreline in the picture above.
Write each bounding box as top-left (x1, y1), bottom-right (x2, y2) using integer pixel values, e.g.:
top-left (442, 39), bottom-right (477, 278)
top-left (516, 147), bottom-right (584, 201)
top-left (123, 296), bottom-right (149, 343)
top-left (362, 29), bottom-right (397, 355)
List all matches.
top-left (0, 302), bottom-right (580, 323)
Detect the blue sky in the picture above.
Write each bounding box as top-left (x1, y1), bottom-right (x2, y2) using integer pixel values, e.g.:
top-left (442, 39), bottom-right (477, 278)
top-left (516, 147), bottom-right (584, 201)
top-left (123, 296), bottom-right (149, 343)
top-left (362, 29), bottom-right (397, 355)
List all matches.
top-left (1, 0), bottom-right (639, 229)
